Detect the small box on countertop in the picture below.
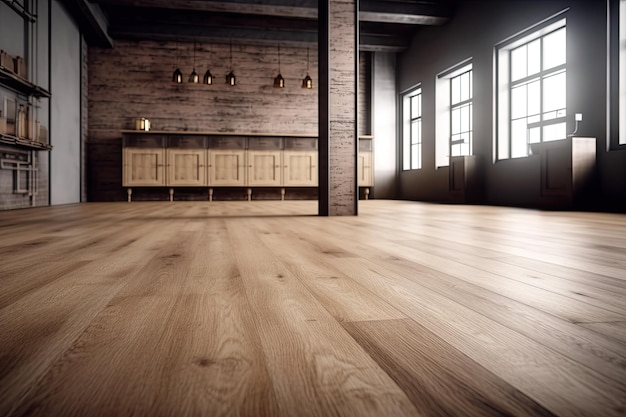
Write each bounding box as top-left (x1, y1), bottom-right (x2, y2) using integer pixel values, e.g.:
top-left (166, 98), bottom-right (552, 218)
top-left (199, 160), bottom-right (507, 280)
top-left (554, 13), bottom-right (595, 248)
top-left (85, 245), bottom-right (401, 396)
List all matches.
top-left (38, 125), bottom-right (48, 145)
top-left (0, 50), bottom-right (13, 70)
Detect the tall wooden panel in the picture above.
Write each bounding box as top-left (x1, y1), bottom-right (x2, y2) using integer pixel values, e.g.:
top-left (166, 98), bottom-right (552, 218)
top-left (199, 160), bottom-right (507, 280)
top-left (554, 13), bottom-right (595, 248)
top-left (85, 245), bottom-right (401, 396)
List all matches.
top-left (319, 0), bottom-right (358, 216)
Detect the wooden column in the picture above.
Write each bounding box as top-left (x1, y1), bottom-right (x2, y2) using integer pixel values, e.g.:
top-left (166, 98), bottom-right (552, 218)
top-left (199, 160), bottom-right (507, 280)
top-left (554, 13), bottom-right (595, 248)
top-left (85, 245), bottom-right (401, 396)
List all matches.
top-left (318, 0), bottom-right (358, 216)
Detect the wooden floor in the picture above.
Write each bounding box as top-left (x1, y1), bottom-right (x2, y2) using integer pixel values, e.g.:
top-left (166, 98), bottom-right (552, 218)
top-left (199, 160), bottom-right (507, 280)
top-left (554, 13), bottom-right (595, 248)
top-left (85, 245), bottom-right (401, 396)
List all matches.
top-left (1, 200), bottom-right (625, 417)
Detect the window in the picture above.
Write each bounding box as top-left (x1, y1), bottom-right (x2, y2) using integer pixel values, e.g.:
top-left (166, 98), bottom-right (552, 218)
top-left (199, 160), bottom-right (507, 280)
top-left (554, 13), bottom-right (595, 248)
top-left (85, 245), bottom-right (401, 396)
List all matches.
top-left (450, 68), bottom-right (473, 157)
top-left (435, 61), bottom-right (472, 167)
top-left (402, 87), bottom-right (422, 170)
top-left (496, 16), bottom-right (567, 160)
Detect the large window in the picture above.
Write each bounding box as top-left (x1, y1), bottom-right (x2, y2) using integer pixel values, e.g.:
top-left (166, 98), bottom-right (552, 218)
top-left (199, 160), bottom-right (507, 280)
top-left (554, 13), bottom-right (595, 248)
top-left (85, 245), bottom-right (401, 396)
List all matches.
top-left (402, 87), bottom-right (422, 170)
top-left (435, 61), bottom-right (472, 167)
top-left (496, 16), bottom-right (567, 160)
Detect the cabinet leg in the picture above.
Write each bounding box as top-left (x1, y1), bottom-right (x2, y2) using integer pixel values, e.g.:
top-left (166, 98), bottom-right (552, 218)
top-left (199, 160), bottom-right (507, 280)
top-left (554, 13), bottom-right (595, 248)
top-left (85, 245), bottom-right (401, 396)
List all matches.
top-left (208, 188), bottom-right (213, 202)
top-left (127, 188), bottom-right (132, 202)
top-left (364, 188), bottom-right (370, 200)
top-left (247, 188), bottom-right (252, 201)
top-left (169, 188), bottom-right (174, 202)
top-left (281, 188), bottom-right (285, 201)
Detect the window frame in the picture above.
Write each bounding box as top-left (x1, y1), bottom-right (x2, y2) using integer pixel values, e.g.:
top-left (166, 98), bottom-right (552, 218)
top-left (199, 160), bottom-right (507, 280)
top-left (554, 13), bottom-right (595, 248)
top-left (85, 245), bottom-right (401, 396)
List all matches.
top-left (401, 86), bottom-right (422, 171)
top-left (435, 60), bottom-right (473, 168)
top-left (494, 12), bottom-right (568, 161)
top-left (449, 67), bottom-right (473, 159)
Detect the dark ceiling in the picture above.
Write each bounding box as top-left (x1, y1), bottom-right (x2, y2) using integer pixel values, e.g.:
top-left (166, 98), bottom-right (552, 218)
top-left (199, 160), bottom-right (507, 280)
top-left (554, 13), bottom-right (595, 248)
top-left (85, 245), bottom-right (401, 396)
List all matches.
top-left (68, 0), bottom-right (457, 52)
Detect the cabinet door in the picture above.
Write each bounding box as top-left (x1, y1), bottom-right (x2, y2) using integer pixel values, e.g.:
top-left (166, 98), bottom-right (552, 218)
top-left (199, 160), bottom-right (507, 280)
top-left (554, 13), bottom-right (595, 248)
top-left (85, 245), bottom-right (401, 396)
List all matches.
top-left (123, 148), bottom-right (165, 186)
top-left (358, 151), bottom-right (373, 187)
top-left (283, 151), bottom-right (318, 186)
top-left (209, 150), bottom-right (246, 186)
top-left (248, 150), bottom-right (282, 186)
top-left (166, 149), bottom-right (207, 186)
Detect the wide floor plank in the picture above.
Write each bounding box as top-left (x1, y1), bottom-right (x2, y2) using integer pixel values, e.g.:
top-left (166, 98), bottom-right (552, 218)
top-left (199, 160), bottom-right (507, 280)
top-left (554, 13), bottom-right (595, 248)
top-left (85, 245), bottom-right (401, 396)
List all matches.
top-left (342, 318), bottom-right (557, 417)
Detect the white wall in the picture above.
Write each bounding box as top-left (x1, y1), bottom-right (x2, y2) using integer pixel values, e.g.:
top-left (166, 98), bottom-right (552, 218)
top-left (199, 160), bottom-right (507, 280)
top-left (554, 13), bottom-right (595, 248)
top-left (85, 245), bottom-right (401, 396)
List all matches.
top-left (50, 0), bottom-right (81, 205)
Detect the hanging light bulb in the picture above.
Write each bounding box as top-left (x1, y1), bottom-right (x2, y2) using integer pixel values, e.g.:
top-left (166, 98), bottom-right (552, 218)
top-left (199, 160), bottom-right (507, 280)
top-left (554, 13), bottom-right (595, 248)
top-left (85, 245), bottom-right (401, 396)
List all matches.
top-left (204, 69), bottom-right (213, 85)
top-left (173, 68), bottom-right (183, 84)
top-left (226, 41), bottom-right (236, 86)
top-left (273, 45), bottom-right (285, 88)
top-left (203, 43), bottom-right (213, 85)
top-left (301, 47), bottom-right (312, 89)
top-left (172, 40), bottom-right (183, 83)
top-left (189, 39), bottom-right (199, 83)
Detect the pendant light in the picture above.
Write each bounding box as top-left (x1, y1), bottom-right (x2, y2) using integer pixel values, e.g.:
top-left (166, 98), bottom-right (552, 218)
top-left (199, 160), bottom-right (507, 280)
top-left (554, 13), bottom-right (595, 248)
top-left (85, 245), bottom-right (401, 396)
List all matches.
top-left (301, 47), bottom-right (312, 89)
top-left (189, 39), bottom-right (199, 83)
top-left (172, 40), bottom-right (183, 83)
top-left (203, 43), bottom-right (213, 85)
top-left (202, 42), bottom-right (213, 85)
top-left (203, 69), bottom-right (213, 85)
top-left (226, 41), bottom-right (236, 86)
top-left (273, 45), bottom-right (285, 88)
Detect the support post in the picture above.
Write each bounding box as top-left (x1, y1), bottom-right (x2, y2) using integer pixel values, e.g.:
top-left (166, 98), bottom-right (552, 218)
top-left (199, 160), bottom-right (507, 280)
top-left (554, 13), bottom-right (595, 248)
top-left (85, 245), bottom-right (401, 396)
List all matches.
top-left (318, 0), bottom-right (358, 216)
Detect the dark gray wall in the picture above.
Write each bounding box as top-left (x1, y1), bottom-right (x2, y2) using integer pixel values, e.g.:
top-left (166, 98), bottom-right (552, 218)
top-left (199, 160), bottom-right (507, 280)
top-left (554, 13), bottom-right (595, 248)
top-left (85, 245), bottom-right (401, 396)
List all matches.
top-left (50, 0), bottom-right (81, 205)
top-left (397, 0), bottom-right (626, 210)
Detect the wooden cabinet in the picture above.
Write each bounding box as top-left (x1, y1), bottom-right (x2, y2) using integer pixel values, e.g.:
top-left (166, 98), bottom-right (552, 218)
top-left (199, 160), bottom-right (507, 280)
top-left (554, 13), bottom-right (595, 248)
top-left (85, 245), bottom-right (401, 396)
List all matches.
top-left (284, 151), bottom-right (318, 186)
top-left (167, 149), bottom-right (206, 186)
top-left (358, 151), bottom-right (373, 187)
top-left (123, 148), bottom-right (165, 186)
top-left (532, 137), bottom-right (596, 207)
top-left (210, 150), bottom-right (246, 186)
top-left (248, 150), bottom-right (282, 186)
top-left (358, 136), bottom-right (374, 198)
top-left (448, 155), bottom-right (481, 203)
top-left (121, 132), bottom-right (374, 201)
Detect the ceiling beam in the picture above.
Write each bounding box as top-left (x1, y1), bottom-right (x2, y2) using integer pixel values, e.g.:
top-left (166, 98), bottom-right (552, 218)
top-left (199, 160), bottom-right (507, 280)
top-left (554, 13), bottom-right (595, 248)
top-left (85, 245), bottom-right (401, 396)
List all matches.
top-left (359, 11), bottom-right (448, 25)
top-left (94, 0), bottom-right (317, 19)
top-left (59, 0), bottom-right (113, 47)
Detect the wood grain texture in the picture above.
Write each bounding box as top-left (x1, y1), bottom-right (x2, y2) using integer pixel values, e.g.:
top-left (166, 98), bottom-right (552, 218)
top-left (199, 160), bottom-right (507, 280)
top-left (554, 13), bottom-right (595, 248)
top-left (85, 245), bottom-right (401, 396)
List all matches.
top-left (342, 319), bottom-right (558, 417)
top-left (1, 200), bottom-right (625, 417)
top-left (226, 218), bottom-right (419, 417)
top-left (327, 0), bottom-right (357, 215)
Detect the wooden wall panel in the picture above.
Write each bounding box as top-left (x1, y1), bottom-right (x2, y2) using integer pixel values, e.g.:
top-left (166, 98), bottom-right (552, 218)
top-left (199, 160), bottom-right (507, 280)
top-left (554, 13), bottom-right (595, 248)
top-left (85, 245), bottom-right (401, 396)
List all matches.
top-left (358, 51), bottom-right (371, 137)
top-left (88, 40), bottom-right (320, 201)
top-left (327, 0), bottom-right (357, 215)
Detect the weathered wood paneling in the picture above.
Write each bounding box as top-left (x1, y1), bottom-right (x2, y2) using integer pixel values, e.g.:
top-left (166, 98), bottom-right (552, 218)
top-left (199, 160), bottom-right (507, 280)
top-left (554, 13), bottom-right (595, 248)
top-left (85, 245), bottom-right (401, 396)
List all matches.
top-left (327, 0), bottom-right (357, 215)
top-left (88, 40), bottom-right (321, 201)
top-left (358, 51), bottom-right (371, 137)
